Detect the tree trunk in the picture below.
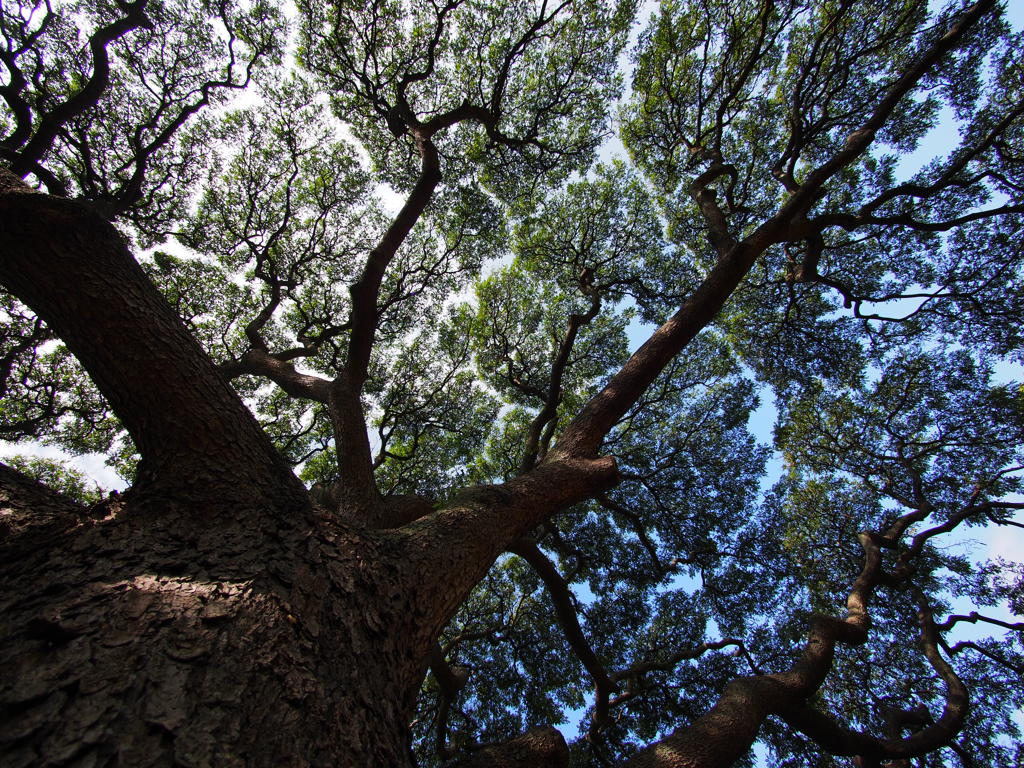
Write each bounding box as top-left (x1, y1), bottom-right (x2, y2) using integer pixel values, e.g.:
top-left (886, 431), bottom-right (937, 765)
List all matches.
top-left (0, 175), bottom-right (434, 765)
top-left (0, 476), bottom-right (432, 768)
top-left (0, 179), bottom-right (600, 768)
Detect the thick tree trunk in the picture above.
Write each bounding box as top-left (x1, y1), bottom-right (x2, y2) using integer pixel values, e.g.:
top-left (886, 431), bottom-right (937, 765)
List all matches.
top-left (0, 176), bottom-right (434, 763)
top-left (0, 454), bottom-right (614, 767)
top-left (0, 479), bottom-right (431, 767)
top-left (0, 178), bottom-right (599, 768)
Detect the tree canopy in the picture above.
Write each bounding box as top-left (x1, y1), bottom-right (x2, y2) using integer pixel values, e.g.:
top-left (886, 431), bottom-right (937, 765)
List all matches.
top-left (1, 0), bottom-right (1023, 766)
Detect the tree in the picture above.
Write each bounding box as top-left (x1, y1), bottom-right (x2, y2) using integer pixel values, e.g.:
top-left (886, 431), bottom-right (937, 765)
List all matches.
top-left (1, 0), bottom-right (1023, 765)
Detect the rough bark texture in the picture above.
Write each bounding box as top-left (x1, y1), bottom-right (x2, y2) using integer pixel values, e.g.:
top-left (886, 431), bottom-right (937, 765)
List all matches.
top-left (0, 482), bottom-right (428, 767)
top-left (0, 464), bottom-right (603, 767)
top-left (0, 458), bottom-right (619, 767)
top-left (0, 462), bottom-right (85, 541)
top-left (450, 726), bottom-right (570, 768)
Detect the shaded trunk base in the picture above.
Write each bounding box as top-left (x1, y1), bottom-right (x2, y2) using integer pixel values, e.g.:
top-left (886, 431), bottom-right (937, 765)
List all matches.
top-left (0, 494), bottom-right (422, 768)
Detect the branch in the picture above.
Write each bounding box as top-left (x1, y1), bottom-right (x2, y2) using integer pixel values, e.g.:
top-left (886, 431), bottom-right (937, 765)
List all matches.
top-left (429, 642), bottom-right (470, 760)
top-left (856, 100), bottom-right (1024, 215)
top-left (344, 136), bottom-right (441, 389)
top-left (396, 1), bottom-right (464, 101)
top-left (595, 494), bottom-right (665, 576)
top-left (519, 276), bottom-right (602, 473)
top-left (0, 188), bottom-right (305, 510)
top-left (0, 461), bottom-right (85, 542)
top-left (945, 640), bottom-right (1024, 676)
top-left (0, 3), bottom-right (54, 152)
top-left (107, 7), bottom-right (271, 215)
top-left (775, 0), bottom-right (997, 226)
top-left (448, 725), bottom-right (569, 768)
top-left (896, 500), bottom-right (1002, 569)
top-left (508, 540), bottom-right (616, 733)
top-left (936, 611), bottom-right (1024, 634)
top-left (783, 590), bottom-right (970, 763)
top-left (811, 202), bottom-right (1024, 235)
top-left (322, 135), bottom-right (441, 518)
top-left (220, 350), bottom-right (331, 403)
top-left (7, 1), bottom-right (152, 178)
top-left (610, 638), bottom-right (760, 684)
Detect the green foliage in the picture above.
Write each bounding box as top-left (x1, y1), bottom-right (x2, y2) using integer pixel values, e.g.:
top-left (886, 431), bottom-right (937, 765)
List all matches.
top-left (3, 454), bottom-right (103, 505)
top-left (298, 0), bottom-right (635, 197)
top-left (0, 0), bottom-right (287, 240)
top-left (0, 292), bottom-right (122, 459)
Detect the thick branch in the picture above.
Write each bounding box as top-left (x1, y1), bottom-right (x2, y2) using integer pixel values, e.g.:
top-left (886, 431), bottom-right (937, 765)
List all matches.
top-left (221, 350), bottom-right (331, 403)
top-left (509, 540), bottom-right (615, 731)
top-left (326, 137), bottom-right (441, 520)
top-left (448, 725), bottom-right (569, 768)
top-left (344, 136), bottom-right (440, 388)
top-left (327, 372), bottom-right (381, 518)
top-left (396, 456), bottom-right (619, 652)
top-left (621, 614), bottom-right (865, 768)
top-left (0, 461), bottom-right (85, 541)
top-left (553, 0), bottom-right (997, 463)
top-left (777, 579), bottom-right (970, 763)
top-left (0, 185), bottom-right (305, 510)
top-left (783, 596), bottom-right (969, 763)
top-left (688, 160), bottom-right (739, 257)
top-left (553, 235), bottom-right (766, 458)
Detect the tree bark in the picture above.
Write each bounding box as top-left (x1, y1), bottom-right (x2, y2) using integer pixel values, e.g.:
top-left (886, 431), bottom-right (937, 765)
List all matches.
top-left (0, 178), bottom-right (597, 768)
top-left (450, 726), bottom-right (570, 768)
top-left (0, 450), bottom-right (618, 768)
top-left (0, 475), bottom-right (434, 768)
